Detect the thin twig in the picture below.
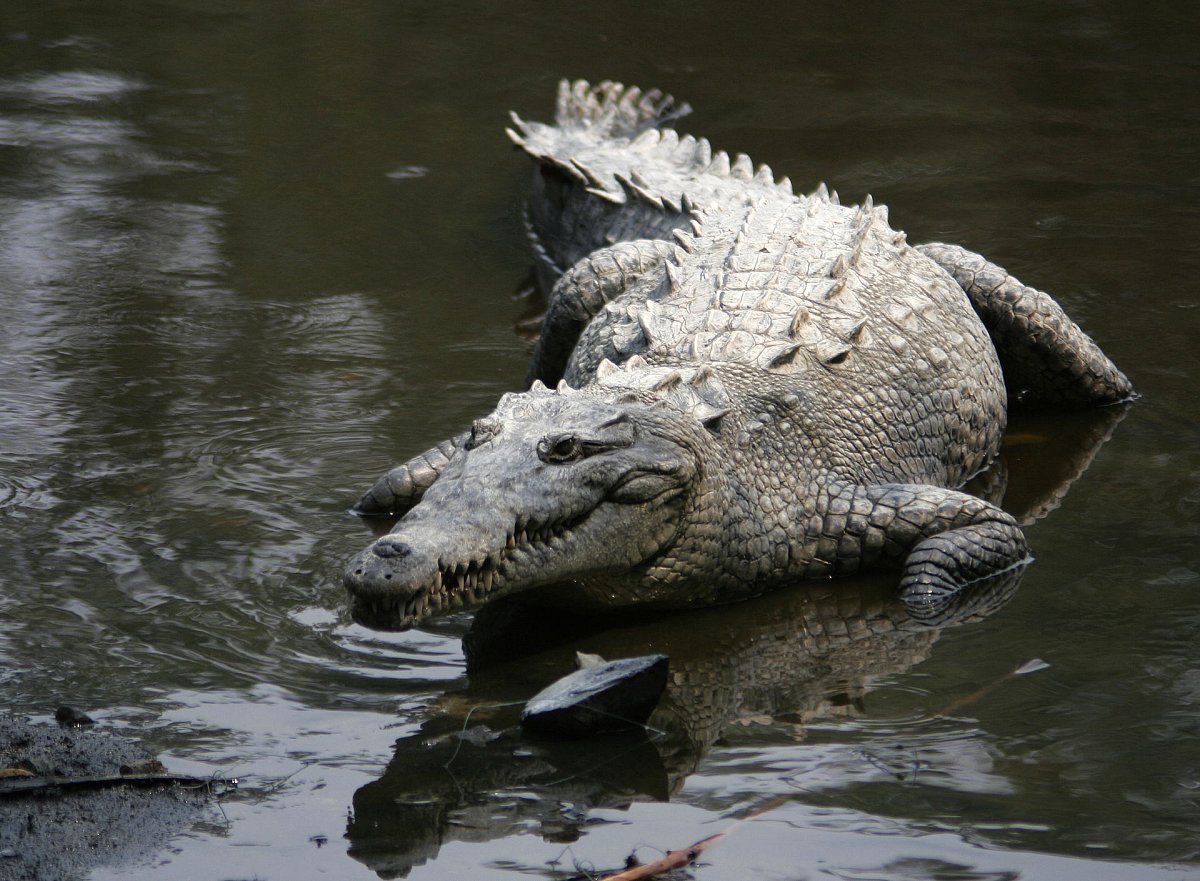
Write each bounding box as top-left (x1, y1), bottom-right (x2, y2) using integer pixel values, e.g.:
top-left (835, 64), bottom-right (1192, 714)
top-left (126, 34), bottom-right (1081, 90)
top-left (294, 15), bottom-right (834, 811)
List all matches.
top-left (935, 657), bottom-right (1049, 717)
top-left (0, 772), bottom-right (232, 798)
top-left (595, 832), bottom-right (726, 881)
top-left (595, 796), bottom-right (788, 881)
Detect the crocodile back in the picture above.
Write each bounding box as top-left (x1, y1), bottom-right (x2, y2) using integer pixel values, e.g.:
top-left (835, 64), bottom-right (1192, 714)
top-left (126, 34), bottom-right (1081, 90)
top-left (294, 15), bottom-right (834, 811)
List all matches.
top-left (513, 81), bottom-right (1006, 489)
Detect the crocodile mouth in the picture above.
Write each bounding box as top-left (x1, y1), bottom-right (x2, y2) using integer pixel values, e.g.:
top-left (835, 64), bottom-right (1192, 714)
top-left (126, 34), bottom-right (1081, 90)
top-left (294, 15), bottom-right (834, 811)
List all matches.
top-left (348, 511), bottom-right (588, 630)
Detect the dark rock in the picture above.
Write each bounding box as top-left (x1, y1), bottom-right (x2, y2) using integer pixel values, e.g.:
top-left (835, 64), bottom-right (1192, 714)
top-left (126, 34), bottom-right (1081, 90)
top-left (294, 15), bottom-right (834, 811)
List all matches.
top-left (54, 706), bottom-right (95, 727)
top-left (521, 654), bottom-right (669, 737)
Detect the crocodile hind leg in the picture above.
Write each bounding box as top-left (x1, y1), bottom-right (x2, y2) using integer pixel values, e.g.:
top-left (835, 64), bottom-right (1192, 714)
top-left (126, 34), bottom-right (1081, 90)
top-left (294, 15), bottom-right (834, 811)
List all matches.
top-left (918, 243), bottom-right (1133, 406)
top-left (528, 238), bottom-right (674, 385)
top-left (352, 433), bottom-right (466, 517)
top-left (816, 482), bottom-right (1032, 620)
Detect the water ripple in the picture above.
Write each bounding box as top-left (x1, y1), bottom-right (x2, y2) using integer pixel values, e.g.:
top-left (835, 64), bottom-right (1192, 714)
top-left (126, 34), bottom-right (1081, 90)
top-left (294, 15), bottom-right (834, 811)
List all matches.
top-left (0, 468), bottom-right (53, 514)
top-left (325, 618), bottom-right (467, 684)
top-left (0, 70), bottom-right (145, 105)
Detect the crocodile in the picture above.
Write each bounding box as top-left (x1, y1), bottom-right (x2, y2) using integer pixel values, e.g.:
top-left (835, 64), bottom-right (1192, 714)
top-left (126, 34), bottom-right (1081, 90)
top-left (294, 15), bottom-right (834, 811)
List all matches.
top-left (344, 79), bottom-right (1132, 630)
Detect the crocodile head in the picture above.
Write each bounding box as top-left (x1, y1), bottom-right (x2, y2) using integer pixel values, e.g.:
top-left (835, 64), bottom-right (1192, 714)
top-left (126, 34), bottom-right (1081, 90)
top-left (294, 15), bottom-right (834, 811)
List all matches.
top-left (344, 386), bottom-right (717, 630)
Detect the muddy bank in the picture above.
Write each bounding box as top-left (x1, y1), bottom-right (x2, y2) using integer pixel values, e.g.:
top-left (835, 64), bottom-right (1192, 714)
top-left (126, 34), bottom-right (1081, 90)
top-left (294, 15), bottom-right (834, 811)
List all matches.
top-left (0, 715), bottom-right (218, 881)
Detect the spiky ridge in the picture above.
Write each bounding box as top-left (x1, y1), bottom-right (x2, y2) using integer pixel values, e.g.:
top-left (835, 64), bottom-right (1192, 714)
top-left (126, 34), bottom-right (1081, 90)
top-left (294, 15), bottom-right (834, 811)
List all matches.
top-left (508, 79), bottom-right (796, 216)
top-left (554, 189), bottom-right (905, 409)
top-left (587, 357), bottom-right (729, 429)
top-left (554, 79), bottom-right (688, 137)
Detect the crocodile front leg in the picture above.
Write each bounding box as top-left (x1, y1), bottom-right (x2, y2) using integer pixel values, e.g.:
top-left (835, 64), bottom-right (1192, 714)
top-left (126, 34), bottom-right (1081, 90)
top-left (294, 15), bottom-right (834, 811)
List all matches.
top-left (816, 482), bottom-right (1032, 619)
top-left (352, 433), bottom-right (466, 517)
top-left (528, 238), bottom-right (674, 385)
top-left (918, 242), bottom-right (1133, 406)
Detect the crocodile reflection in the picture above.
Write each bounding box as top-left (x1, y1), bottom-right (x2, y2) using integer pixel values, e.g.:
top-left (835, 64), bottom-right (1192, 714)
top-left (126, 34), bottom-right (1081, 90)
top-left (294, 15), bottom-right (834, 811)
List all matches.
top-left (344, 405), bottom-right (1126, 878)
top-left (345, 571), bottom-right (1016, 877)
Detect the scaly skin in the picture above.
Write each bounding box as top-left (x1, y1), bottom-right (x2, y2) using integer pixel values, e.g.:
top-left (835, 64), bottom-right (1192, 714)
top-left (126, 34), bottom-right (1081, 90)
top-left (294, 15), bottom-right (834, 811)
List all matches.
top-left (344, 80), bottom-right (1132, 630)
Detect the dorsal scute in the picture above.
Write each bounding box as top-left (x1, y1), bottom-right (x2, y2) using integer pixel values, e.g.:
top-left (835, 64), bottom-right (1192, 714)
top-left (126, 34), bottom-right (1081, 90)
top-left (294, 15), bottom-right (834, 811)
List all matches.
top-left (528, 83), bottom-right (915, 390)
top-left (521, 81), bottom-right (800, 217)
top-left (591, 352), bottom-right (733, 433)
top-left (595, 360), bottom-right (695, 393)
top-left (612, 194), bottom-right (880, 373)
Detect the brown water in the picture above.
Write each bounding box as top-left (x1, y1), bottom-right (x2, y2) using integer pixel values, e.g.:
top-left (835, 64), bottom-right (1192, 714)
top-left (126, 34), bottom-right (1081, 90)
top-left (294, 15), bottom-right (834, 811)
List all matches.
top-left (2, 2), bottom-right (1199, 879)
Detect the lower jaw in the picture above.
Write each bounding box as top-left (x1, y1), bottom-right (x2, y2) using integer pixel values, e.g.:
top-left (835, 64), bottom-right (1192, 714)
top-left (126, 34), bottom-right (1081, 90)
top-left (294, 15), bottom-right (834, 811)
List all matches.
top-left (349, 580), bottom-right (509, 630)
top-left (349, 593), bottom-right (423, 631)
top-left (349, 591), bottom-right (445, 631)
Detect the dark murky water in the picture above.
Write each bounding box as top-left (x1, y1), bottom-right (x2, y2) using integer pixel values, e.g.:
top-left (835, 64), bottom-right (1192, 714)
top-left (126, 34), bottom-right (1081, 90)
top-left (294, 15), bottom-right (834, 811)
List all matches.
top-left (2, 2), bottom-right (1199, 879)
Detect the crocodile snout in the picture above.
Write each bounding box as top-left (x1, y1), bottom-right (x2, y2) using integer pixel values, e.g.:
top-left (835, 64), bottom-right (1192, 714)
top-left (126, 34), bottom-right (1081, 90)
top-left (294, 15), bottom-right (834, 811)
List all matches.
top-left (343, 536), bottom-right (419, 596)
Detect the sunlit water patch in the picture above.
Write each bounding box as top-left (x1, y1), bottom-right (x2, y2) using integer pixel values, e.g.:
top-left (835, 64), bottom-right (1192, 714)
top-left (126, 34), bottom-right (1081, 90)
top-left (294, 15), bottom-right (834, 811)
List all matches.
top-left (0, 70), bottom-right (145, 104)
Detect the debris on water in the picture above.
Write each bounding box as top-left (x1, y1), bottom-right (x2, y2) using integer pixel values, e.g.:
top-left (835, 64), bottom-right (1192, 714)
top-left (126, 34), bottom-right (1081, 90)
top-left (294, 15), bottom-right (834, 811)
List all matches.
top-left (521, 654), bottom-right (669, 737)
top-left (457, 725), bottom-right (501, 747)
top-left (385, 165), bottom-right (428, 180)
top-left (935, 657), bottom-right (1052, 717)
top-left (1014, 657), bottom-right (1050, 675)
top-left (54, 705), bottom-right (96, 726)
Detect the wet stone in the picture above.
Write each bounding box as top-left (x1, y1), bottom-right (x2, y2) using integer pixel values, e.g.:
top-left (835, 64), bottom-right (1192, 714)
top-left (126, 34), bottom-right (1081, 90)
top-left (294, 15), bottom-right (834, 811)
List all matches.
top-left (521, 654), bottom-right (670, 737)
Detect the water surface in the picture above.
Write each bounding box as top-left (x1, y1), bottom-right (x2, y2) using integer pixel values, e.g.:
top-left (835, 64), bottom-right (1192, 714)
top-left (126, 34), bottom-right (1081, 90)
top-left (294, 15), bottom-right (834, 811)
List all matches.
top-left (1, 2), bottom-right (1199, 879)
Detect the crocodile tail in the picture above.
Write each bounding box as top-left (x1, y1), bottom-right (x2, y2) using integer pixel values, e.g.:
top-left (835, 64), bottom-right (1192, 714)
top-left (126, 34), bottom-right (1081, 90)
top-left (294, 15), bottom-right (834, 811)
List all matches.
top-left (552, 79), bottom-right (690, 138)
top-left (506, 80), bottom-right (689, 153)
top-left (506, 80), bottom-right (700, 279)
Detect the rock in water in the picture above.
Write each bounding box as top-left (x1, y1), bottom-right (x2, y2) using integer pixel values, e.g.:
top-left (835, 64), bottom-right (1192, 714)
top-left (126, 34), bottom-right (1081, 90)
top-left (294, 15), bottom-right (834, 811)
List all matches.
top-left (54, 705), bottom-right (96, 727)
top-left (521, 654), bottom-right (669, 736)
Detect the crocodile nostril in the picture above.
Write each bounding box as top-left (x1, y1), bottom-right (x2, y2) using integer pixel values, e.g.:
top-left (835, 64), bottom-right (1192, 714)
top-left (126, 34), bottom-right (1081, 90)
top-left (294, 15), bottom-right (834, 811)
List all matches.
top-left (373, 538), bottom-right (412, 560)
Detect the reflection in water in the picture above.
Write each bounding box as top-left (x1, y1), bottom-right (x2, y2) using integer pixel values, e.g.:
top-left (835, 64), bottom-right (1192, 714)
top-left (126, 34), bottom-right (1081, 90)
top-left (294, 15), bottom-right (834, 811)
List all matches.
top-left (0, 56), bottom-right (406, 703)
top-left (999, 404), bottom-right (1130, 527)
top-left (347, 573), bottom-right (1021, 878)
top-left (344, 394), bottom-right (1133, 877)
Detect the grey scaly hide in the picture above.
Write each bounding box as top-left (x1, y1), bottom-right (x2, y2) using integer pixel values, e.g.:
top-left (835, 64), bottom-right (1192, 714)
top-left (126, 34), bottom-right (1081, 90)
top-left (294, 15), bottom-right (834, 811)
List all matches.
top-left (344, 80), bottom-right (1132, 630)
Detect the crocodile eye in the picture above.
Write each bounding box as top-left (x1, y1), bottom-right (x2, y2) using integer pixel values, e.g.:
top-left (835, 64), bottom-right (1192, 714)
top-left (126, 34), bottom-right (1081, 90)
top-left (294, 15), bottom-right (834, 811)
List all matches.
top-left (537, 434), bottom-right (582, 464)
